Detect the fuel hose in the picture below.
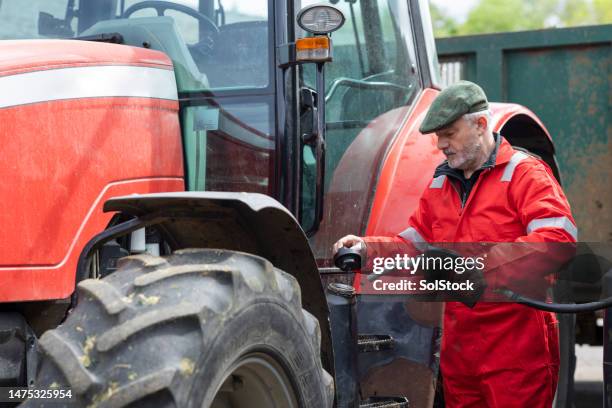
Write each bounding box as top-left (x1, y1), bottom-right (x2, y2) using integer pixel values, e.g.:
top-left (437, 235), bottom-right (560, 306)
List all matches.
top-left (497, 289), bottom-right (612, 313)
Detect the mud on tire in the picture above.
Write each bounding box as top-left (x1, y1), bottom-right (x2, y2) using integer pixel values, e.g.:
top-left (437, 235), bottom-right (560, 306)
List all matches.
top-left (24, 249), bottom-right (333, 407)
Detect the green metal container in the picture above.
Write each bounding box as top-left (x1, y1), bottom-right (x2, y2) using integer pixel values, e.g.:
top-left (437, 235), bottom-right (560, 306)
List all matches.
top-left (437, 25), bottom-right (612, 242)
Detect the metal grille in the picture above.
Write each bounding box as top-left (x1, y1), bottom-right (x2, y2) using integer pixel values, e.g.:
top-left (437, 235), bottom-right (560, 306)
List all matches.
top-left (360, 397), bottom-right (409, 408)
top-left (357, 334), bottom-right (395, 352)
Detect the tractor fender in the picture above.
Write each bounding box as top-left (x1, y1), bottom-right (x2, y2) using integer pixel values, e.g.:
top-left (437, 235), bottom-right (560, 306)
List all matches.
top-left (103, 191), bottom-right (334, 373)
top-left (490, 102), bottom-right (561, 181)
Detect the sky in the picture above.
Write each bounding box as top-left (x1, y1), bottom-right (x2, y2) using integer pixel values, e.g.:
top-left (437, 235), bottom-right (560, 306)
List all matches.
top-left (221, 0), bottom-right (268, 17)
top-left (430, 0), bottom-right (478, 23)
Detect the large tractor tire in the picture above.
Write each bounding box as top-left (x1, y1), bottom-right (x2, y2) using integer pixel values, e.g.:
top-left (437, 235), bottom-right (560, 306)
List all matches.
top-left (25, 249), bottom-right (333, 407)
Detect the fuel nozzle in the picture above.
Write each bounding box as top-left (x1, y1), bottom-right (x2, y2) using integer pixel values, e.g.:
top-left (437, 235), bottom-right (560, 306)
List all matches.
top-left (334, 245), bottom-right (363, 272)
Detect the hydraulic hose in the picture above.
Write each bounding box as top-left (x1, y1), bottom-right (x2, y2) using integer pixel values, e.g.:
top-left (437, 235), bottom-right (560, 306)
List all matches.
top-left (497, 289), bottom-right (612, 313)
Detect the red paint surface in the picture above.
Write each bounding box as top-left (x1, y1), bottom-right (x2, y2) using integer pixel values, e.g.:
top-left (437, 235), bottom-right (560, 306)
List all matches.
top-left (0, 41), bottom-right (184, 302)
top-left (489, 102), bottom-right (553, 142)
top-left (0, 40), bottom-right (173, 76)
top-left (366, 88), bottom-right (441, 236)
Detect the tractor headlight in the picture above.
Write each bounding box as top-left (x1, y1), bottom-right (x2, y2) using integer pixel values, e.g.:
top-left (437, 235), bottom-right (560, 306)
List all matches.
top-left (297, 4), bottom-right (345, 35)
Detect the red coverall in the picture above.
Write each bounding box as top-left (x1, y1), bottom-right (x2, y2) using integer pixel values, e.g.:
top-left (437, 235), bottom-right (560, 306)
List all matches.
top-left (363, 137), bottom-right (577, 407)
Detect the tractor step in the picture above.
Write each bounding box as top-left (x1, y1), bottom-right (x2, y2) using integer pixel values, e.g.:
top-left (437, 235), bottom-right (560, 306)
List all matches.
top-left (359, 396), bottom-right (409, 407)
top-left (357, 334), bottom-right (395, 352)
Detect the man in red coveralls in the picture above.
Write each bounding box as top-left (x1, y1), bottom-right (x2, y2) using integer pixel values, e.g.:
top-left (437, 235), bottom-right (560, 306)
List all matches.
top-left (333, 81), bottom-right (577, 407)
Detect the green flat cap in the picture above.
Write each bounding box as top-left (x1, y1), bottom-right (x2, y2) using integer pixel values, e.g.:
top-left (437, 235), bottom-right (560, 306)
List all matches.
top-left (419, 80), bottom-right (489, 134)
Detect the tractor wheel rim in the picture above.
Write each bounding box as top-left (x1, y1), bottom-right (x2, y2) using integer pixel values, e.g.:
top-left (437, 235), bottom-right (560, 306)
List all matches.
top-left (209, 351), bottom-right (299, 408)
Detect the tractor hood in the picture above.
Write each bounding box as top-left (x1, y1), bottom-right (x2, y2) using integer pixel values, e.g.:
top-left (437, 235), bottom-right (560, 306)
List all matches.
top-left (0, 39), bottom-right (184, 302)
top-left (0, 39), bottom-right (173, 76)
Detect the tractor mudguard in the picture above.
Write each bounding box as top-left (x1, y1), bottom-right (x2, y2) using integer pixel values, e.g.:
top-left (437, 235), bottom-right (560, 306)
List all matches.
top-left (102, 191), bottom-right (334, 374)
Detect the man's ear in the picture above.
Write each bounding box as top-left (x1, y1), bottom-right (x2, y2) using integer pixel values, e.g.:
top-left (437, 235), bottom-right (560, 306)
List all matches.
top-left (477, 116), bottom-right (488, 132)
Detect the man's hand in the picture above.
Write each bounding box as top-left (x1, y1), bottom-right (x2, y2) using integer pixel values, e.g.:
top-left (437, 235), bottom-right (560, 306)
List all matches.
top-left (332, 235), bottom-right (366, 258)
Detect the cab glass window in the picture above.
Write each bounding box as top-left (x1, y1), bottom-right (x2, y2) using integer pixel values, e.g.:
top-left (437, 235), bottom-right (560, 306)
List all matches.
top-left (0, 0), bottom-right (271, 93)
top-left (119, 0), bottom-right (271, 92)
top-left (0, 0), bottom-right (73, 39)
top-left (181, 97), bottom-right (275, 194)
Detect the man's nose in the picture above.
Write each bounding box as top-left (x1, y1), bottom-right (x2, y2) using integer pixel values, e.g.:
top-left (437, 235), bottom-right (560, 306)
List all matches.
top-left (436, 136), bottom-right (449, 150)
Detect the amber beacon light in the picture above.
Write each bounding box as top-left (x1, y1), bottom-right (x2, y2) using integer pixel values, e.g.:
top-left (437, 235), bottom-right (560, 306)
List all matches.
top-left (295, 36), bottom-right (330, 62)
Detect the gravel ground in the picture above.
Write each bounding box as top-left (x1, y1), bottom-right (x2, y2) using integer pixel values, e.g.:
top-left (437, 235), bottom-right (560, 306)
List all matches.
top-left (575, 345), bottom-right (604, 408)
top-left (576, 345), bottom-right (604, 382)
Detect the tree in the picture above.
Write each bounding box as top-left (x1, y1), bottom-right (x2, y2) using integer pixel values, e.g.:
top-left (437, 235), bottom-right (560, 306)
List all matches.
top-left (559, 0), bottom-right (594, 26)
top-left (430, 0), bottom-right (612, 38)
top-left (458, 0), bottom-right (558, 35)
top-left (593, 0), bottom-right (612, 23)
top-left (429, 2), bottom-right (459, 37)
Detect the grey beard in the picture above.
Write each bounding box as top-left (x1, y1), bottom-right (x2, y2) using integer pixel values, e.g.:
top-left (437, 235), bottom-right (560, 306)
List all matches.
top-left (450, 141), bottom-right (483, 170)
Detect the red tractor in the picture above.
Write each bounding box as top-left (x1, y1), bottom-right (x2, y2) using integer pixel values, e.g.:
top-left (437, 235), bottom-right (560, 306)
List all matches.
top-left (0, 0), bottom-right (576, 406)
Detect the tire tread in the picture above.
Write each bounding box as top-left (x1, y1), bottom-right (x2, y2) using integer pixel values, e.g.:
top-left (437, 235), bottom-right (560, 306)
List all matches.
top-left (77, 280), bottom-right (127, 315)
top-left (38, 331), bottom-right (99, 394)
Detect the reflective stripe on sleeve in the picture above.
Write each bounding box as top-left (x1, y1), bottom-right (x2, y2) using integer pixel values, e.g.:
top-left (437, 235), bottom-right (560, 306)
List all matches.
top-left (526, 216), bottom-right (578, 240)
top-left (398, 227), bottom-right (429, 251)
top-left (430, 175), bottom-right (446, 188)
top-left (0, 65), bottom-right (178, 109)
top-left (501, 151), bottom-right (529, 182)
